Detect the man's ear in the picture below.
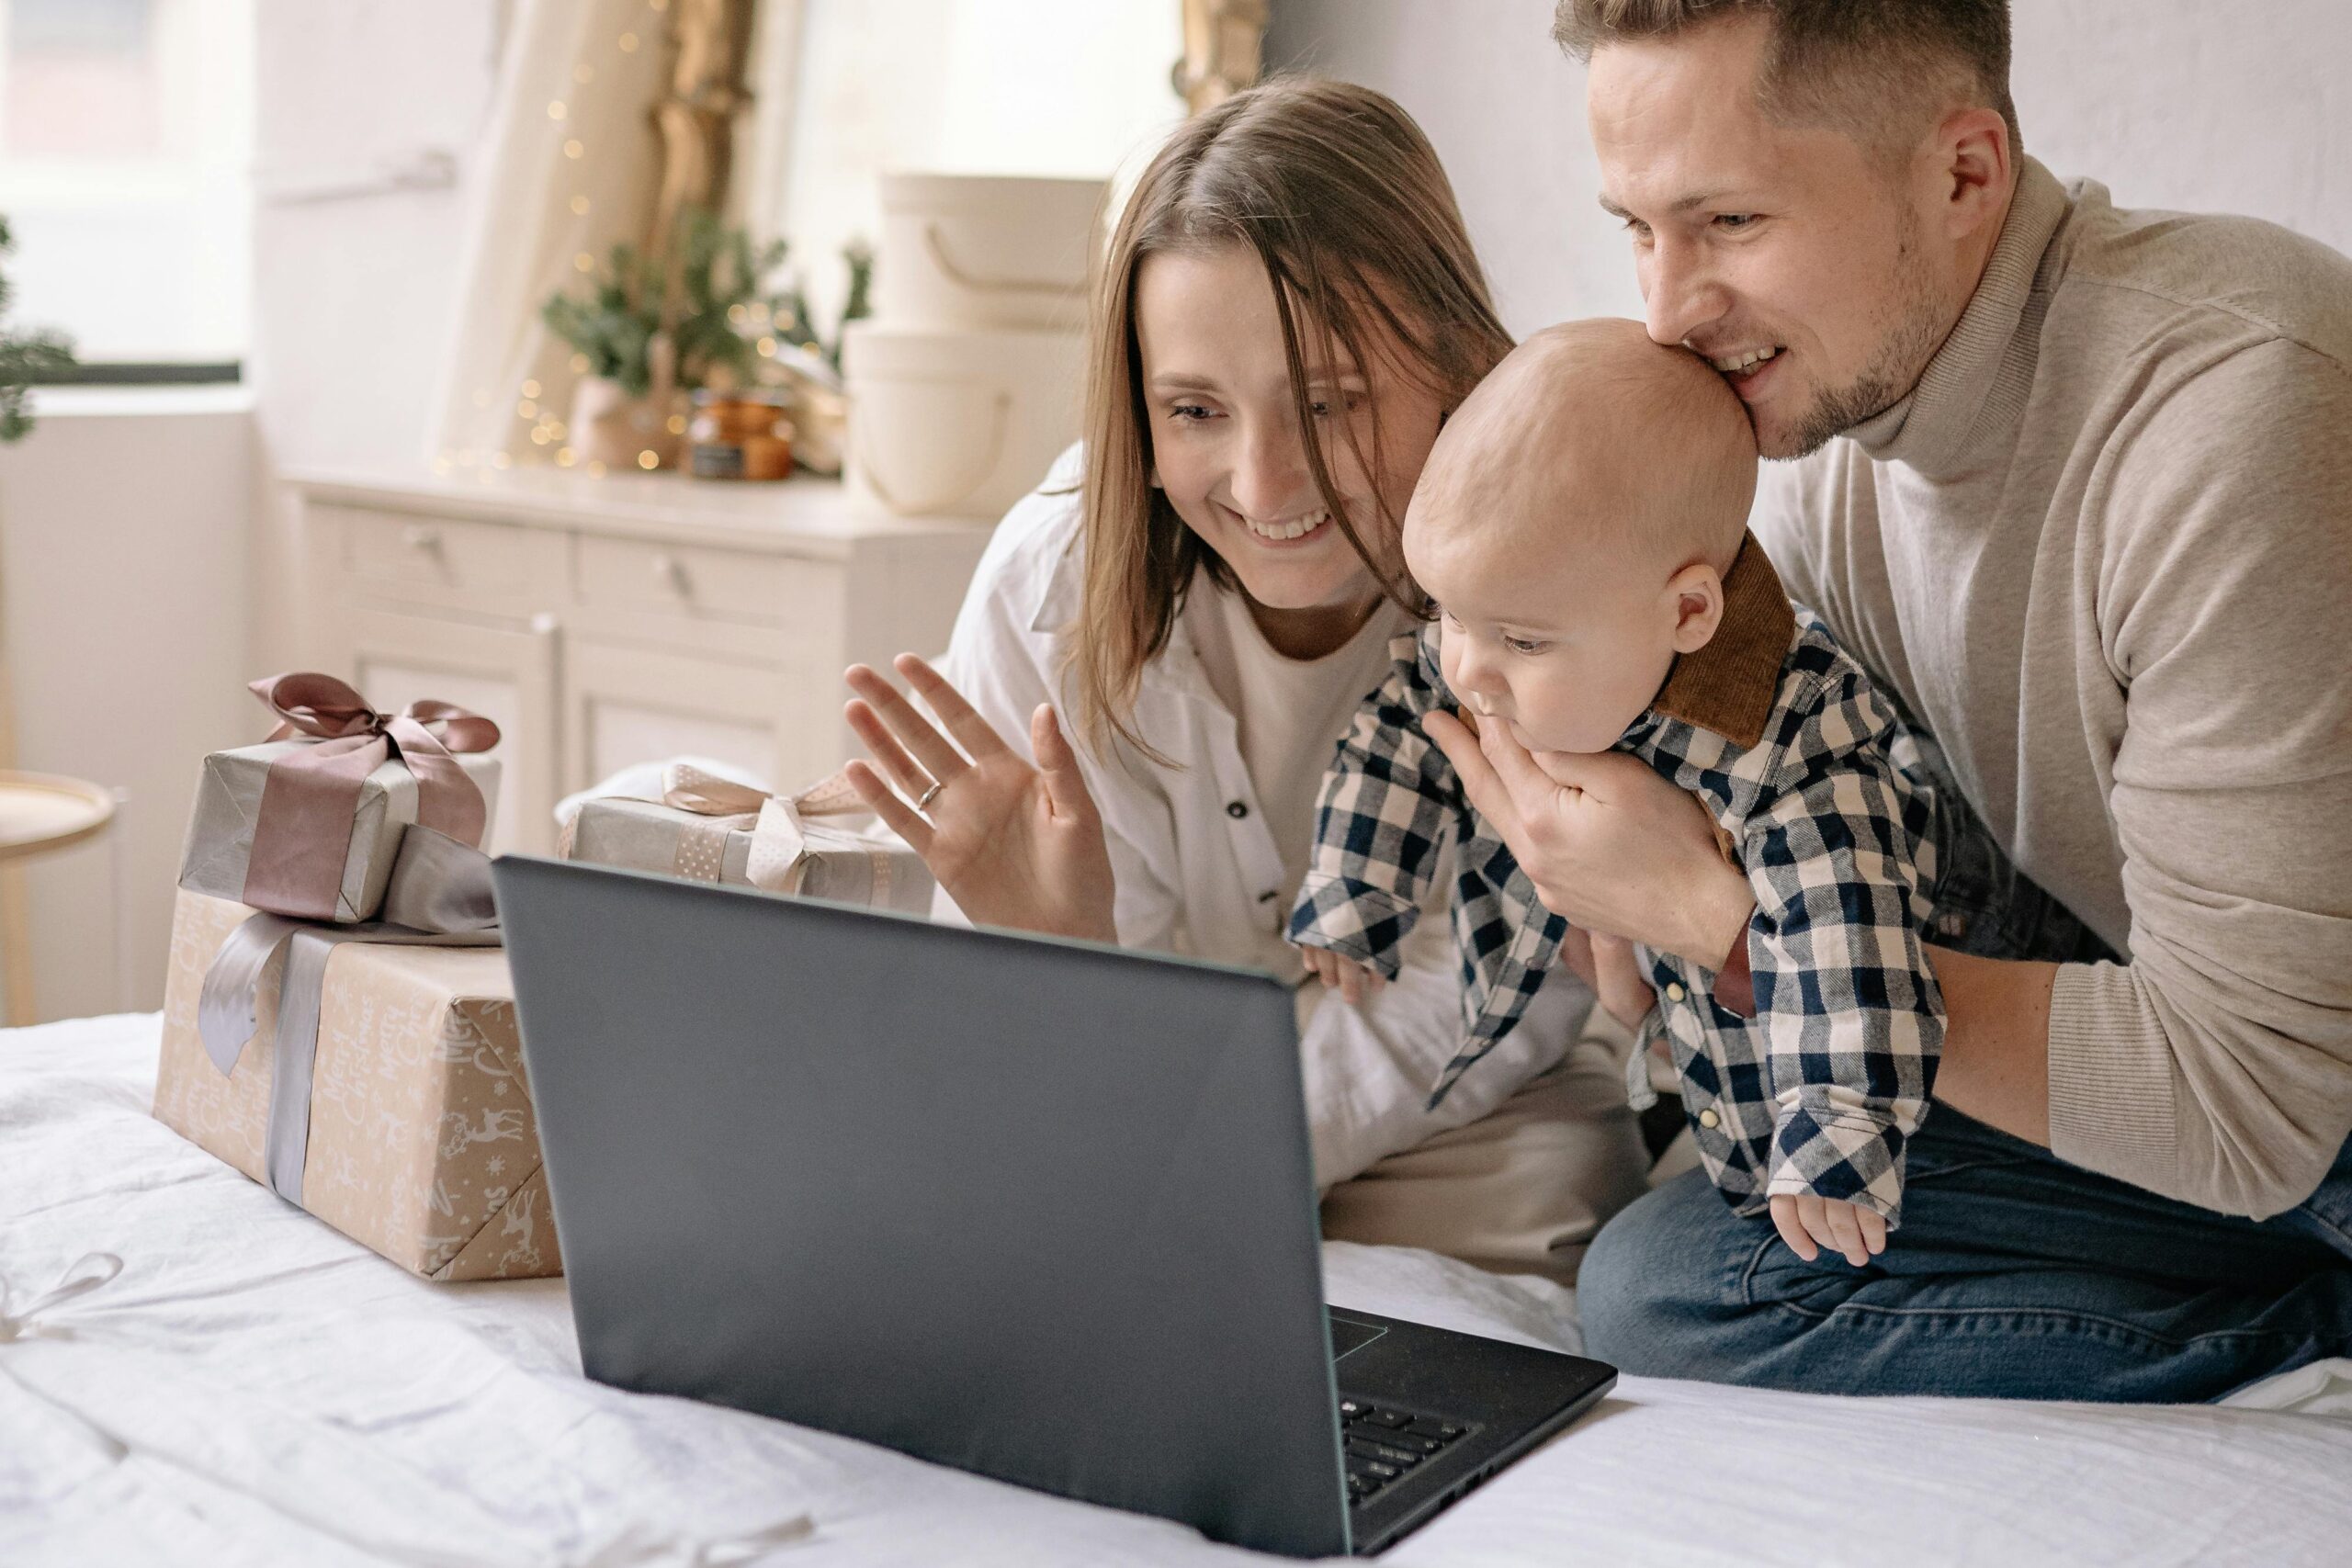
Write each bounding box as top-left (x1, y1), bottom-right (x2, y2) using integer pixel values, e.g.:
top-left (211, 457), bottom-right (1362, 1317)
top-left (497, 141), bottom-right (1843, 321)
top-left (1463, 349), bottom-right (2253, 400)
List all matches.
top-left (1933, 104), bottom-right (2012, 242)
top-left (1665, 561), bottom-right (1725, 654)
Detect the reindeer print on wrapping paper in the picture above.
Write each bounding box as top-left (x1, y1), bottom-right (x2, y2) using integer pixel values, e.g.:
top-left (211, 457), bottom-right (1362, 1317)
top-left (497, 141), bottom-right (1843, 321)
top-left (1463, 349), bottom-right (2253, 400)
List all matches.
top-left (438, 1106), bottom-right (526, 1160)
top-left (494, 1182), bottom-right (545, 1269)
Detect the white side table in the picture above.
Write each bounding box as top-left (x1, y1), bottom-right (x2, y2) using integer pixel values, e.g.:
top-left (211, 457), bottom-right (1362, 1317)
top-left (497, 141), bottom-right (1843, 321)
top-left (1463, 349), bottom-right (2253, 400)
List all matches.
top-left (0, 771), bottom-right (116, 1026)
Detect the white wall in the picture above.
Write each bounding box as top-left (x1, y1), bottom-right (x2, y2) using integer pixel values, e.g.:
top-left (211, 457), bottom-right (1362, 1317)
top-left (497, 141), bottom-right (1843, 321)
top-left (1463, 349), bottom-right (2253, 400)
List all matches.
top-left (1265, 0), bottom-right (2352, 335)
top-left (247, 0), bottom-right (502, 672)
top-left (0, 389), bottom-right (254, 1019)
top-left (0, 5), bottom-right (500, 1018)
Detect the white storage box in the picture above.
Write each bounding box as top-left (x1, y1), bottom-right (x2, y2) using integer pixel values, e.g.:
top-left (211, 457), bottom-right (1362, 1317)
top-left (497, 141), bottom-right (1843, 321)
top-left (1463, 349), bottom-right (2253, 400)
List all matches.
top-left (876, 173), bottom-right (1106, 333)
top-left (842, 320), bottom-right (1087, 524)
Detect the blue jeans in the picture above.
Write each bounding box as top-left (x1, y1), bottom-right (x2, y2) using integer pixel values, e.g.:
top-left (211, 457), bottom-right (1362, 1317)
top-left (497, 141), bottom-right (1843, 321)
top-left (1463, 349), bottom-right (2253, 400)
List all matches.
top-left (1579, 773), bottom-right (2352, 1401)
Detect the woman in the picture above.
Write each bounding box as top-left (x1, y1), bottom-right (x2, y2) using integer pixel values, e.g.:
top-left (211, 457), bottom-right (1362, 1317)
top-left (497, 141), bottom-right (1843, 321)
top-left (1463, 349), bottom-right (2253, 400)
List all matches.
top-left (842, 78), bottom-right (1648, 1281)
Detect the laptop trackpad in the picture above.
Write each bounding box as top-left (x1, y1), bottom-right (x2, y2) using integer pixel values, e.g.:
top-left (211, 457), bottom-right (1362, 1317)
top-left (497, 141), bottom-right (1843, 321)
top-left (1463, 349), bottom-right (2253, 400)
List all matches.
top-left (1328, 1310), bottom-right (1390, 1361)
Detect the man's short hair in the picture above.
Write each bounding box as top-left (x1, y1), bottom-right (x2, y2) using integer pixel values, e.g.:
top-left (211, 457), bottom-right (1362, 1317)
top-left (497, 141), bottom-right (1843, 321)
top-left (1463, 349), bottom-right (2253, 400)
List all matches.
top-left (1554, 0), bottom-right (2020, 162)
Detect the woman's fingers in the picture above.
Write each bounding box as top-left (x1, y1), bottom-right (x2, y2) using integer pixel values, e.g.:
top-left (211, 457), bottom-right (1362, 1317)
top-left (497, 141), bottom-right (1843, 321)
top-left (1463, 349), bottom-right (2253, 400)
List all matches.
top-left (842, 760), bottom-right (934, 855)
top-left (896, 654), bottom-right (1012, 763)
top-left (843, 698), bottom-right (933, 798)
top-left (845, 663), bottom-right (970, 784)
top-left (1028, 705), bottom-right (1101, 828)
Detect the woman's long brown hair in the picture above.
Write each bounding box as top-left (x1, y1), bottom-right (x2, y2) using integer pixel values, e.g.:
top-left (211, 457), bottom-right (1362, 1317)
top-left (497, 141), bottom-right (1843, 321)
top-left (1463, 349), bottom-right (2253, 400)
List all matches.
top-left (1071, 76), bottom-right (1514, 763)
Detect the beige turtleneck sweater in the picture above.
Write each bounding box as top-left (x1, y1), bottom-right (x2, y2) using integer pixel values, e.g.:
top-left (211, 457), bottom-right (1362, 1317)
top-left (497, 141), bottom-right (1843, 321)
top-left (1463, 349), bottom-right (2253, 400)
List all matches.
top-left (1753, 157), bottom-right (2352, 1220)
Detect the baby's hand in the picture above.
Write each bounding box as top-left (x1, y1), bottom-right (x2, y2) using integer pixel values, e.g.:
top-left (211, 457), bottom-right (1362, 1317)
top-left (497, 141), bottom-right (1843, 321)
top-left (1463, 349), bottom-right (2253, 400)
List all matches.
top-left (1300, 946), bottom-right (1387, 1007)
top-left (1768, 1193), bottom-right (1888, 1269)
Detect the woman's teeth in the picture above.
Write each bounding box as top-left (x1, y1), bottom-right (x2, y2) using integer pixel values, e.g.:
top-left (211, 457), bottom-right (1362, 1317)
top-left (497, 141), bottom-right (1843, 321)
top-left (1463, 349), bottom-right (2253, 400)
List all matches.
top-left (1712, 345), bottom-right (1780, 373)
top-left (1242, 509), bottom-right (1329, 542)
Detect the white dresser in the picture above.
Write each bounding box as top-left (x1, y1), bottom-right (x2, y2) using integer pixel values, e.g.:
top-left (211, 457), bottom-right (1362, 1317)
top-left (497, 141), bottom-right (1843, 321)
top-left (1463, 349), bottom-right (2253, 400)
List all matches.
top-left (288, 468), bottom-right (996, 855)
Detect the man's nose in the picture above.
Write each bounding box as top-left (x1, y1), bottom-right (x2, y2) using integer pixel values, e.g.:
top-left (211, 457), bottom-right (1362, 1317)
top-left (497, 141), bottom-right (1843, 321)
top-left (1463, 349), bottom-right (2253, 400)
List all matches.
top-left (1227, 416), bottom-right (1315, 522)
top-left (1642, 234), bottom-right (1727, 350)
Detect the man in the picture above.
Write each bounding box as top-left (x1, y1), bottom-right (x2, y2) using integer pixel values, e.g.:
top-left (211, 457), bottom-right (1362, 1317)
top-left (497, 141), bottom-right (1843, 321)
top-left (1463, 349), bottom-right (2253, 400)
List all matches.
top-left (1428, 0), bottom-right (2352, 1399)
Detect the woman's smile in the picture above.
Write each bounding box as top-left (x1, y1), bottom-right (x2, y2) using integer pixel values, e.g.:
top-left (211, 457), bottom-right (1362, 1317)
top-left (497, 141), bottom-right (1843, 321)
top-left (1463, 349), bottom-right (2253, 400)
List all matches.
top-left (1227, 502), bottom-right (1336, 548)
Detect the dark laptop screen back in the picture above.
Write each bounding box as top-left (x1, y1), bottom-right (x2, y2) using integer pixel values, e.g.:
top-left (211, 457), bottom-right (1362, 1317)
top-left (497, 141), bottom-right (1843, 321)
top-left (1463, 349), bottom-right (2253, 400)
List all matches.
top-left (493, 857), bottom-right (1351, 1557)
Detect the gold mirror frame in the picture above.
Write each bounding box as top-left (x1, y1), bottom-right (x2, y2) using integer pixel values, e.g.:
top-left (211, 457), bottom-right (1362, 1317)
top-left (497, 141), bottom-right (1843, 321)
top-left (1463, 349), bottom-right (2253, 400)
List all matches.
top-left (1176, 0), bottom-right (1270, 113)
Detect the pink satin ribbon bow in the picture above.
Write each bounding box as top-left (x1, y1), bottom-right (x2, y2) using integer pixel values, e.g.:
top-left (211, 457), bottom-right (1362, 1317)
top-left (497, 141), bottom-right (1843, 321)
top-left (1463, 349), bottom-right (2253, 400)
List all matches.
top-left (243, 671), bottom-right (501, 921)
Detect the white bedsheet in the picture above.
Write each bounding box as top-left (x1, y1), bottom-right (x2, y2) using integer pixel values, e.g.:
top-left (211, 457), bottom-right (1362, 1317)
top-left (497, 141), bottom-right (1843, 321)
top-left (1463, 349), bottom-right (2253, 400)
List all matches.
top-left (4, 1013), bottom-right (2346, 1567)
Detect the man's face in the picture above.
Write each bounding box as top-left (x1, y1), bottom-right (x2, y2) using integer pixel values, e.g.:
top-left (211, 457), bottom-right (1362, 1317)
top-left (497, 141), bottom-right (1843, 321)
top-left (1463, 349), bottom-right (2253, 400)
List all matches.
top-left (1587, 16), bottom-right (1949, 457)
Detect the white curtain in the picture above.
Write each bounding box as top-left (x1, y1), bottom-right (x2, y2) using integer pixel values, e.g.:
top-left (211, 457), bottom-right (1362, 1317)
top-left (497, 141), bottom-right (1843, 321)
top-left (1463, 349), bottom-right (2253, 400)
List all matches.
top-left (426, 0), bottom-right (675, 472)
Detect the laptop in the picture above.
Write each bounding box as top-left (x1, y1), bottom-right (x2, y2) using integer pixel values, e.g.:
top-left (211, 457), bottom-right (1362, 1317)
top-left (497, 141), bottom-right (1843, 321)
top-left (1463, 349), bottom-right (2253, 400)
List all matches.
top-left (492, 856), bottom-right (1616, 1557)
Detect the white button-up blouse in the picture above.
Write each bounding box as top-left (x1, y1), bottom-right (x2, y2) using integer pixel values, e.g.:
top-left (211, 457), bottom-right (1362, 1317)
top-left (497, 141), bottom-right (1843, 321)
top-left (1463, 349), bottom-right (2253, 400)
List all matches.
top-left (933, 450), bottom-right (1587, 1185)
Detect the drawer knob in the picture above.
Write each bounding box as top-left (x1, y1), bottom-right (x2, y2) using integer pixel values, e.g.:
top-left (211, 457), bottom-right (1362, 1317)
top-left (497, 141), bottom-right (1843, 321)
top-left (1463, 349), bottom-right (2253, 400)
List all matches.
top-left (401, 524), bottom-right (443, 552)
top-left (650, 552), bottom-right (690, 595)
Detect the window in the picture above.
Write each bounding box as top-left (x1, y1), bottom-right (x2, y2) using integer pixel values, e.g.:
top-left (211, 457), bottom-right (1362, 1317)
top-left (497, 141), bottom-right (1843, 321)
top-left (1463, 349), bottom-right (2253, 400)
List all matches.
top-left (0, 0), bottom-right (253, 381)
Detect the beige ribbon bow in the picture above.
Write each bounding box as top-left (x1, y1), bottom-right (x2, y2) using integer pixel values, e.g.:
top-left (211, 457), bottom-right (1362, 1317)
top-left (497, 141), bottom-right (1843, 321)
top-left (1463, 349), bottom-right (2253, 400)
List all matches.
top-left (658, 762), bottom-right (890, 899)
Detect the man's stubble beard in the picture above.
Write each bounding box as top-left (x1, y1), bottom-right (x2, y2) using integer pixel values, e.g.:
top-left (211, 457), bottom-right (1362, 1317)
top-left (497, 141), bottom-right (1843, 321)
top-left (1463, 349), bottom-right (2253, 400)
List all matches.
top-left (1771, 214), bottom-right (1950, 460)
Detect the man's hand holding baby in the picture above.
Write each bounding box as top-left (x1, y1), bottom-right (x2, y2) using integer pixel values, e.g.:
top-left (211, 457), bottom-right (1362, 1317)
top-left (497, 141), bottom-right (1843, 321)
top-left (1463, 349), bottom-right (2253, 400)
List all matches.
top-left (1427, 709), bottom-right (1752, 970)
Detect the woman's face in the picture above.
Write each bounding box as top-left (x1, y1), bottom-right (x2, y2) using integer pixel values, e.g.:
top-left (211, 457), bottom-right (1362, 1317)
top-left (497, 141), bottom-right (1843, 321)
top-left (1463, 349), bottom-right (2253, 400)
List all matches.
top-left (1134, 244), bottom-right (1445, 621)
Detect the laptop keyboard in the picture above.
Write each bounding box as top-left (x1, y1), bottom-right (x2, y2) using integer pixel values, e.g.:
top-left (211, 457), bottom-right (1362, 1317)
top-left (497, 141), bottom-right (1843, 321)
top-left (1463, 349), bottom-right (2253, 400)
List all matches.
top-left (1339, 1399), bottom-right (1470, 1507)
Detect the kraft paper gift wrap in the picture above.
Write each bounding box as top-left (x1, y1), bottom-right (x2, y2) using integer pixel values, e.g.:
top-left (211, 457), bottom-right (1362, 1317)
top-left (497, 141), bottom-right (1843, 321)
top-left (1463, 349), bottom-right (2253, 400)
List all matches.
top-left (560, 763), bottom-right (934, 915)
top-left (179, 743), bottom-right (503, 925)
top-left (153, 888), bottom-right (560, 1281)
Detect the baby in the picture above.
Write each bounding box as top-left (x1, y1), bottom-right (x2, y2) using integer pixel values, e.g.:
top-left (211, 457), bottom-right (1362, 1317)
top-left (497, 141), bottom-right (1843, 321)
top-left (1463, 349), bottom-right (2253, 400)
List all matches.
top-left (1290, 319), bottom-right (1944, 1263)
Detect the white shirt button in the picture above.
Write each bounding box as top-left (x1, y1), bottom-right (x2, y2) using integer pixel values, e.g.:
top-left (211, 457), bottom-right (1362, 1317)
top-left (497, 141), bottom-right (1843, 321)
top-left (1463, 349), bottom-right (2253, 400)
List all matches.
top-left (1698, 1108), bottom-right (1720, 1129)
top-left (1665, 982), bottom-right (1687, 1003)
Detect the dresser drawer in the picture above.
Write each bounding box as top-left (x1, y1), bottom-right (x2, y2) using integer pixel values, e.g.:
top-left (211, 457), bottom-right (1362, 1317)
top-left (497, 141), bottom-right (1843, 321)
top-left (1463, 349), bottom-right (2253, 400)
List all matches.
top-left (573, 536), bottom-right (826, 627)
top-left (333, 505), bottom-right (550, 603)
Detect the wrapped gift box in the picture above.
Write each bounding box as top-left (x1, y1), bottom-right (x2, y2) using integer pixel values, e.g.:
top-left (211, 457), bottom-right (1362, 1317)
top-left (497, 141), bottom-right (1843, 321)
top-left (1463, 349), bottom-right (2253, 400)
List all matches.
top-left (153, 888), bottom-right (559, 1281)
top-left (178, 744), bottom-right (502, 925)
top-left (561, 785), bottom-right (934, 917)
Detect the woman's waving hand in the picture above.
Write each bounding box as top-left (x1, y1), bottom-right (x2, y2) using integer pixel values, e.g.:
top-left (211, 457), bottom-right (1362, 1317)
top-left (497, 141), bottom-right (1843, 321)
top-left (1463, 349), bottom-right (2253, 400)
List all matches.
top-left (843, 654), bottom-right (1118, 943)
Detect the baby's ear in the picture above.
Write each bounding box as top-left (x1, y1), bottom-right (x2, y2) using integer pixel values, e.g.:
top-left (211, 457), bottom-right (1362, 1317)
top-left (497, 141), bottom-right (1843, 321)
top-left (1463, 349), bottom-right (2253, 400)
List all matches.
top-left (1666, 561), bottom-right (1726, 654)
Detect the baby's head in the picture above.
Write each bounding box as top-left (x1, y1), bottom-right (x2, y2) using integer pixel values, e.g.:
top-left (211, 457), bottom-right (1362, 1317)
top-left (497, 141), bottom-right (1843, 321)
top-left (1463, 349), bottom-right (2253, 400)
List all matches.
top-left (1403, 318), bottom-right (1758, 754)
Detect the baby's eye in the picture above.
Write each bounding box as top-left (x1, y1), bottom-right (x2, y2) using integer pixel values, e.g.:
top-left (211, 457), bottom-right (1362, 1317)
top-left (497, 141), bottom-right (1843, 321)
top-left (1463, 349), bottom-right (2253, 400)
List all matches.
top-left (1503, 635), bottom-right (1551, 656)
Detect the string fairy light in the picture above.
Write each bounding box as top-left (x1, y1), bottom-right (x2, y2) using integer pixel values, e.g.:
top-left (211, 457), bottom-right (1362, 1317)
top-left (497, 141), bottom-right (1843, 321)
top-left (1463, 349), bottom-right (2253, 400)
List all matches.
top-left (506, 0), bottom-right (699, 479)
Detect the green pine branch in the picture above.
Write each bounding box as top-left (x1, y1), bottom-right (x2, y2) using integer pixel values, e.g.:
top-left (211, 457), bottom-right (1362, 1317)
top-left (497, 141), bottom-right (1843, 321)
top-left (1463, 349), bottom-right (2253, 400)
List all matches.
top-left (540, 207), bottom-right (874, 397)
top-left (0, 215), bottom-right (77, 443)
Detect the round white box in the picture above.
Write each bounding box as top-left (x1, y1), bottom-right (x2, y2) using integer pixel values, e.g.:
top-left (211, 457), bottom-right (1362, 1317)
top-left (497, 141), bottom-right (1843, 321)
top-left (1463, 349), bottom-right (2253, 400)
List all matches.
top-left (843, 321), bottom-right (1089, 524)
top-left (876, 173), bottom-right (1106, 333)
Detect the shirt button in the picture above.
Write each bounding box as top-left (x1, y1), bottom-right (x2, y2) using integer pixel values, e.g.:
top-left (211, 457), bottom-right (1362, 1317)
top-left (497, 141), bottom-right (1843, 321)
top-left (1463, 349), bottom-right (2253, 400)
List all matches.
top-left (1226, 800), bottom-right (1250, 819)
top-left (1664, 982), bottom-right (1687, 1002)
top-left (1698, 1108), bottom-right (1720, 1129)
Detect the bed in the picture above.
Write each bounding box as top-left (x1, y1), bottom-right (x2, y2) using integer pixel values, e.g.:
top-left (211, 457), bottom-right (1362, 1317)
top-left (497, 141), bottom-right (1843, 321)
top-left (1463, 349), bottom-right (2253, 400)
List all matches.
top-left (6, 1011), bottom-right (2348, 1566)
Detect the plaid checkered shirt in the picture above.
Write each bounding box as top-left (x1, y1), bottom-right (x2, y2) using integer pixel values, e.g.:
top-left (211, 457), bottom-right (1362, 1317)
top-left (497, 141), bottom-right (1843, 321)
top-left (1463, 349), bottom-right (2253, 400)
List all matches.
top-left (1287, 538), bottom-right (1945, 1224)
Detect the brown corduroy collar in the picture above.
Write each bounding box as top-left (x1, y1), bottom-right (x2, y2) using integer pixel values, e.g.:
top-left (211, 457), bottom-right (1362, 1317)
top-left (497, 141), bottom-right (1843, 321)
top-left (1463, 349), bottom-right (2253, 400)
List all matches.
top-left (1648, 533), bottom-right (1796, 750)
